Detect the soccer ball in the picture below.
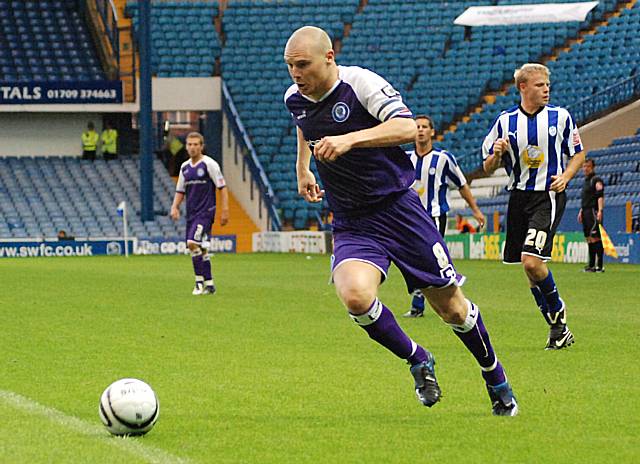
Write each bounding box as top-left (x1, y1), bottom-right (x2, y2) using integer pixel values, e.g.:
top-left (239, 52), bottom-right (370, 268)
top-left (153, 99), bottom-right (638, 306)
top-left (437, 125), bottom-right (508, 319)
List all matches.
top-left (99, 378), bottom-right (159, 436)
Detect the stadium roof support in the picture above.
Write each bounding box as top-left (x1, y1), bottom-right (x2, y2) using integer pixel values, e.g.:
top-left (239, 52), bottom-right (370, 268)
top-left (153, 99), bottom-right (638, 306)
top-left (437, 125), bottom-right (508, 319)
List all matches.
top-left (139, 0), bottom-right (154, 222)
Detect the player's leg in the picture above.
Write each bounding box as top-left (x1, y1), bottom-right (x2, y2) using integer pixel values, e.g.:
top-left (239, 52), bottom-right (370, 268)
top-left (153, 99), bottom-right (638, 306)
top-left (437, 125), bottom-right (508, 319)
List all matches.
top-left (522, 192), bottom-right (574, 350)
top-left (333, 260), bottom-right (440, 407)
top-left (186, 219), bottom-right (208, 295)
top-left (503, 192), bottom-right (552, 321)
top-left (199, 220), bottom-right (216, 294)
top-left (201, 246), bottom-right (216, 294)
top-left (423, 285), bottom-right (517, 416)
top-left (403, 289), bottom-right (425, 317)
top-left (187, 241), bottom-right (205, 294)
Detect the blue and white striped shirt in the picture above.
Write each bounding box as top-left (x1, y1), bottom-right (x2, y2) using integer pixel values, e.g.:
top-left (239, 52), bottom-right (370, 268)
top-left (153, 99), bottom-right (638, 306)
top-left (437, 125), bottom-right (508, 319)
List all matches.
top-left (482, 104), bottom-right (583, 191)
top-left (407, 148), bottom-right (466, 216)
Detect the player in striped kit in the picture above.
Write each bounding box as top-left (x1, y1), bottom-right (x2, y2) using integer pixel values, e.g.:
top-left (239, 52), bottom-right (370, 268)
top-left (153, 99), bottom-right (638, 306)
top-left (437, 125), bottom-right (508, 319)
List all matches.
top-left (483, 63), bottom-right (586, 350)
top-left (284, 26), bottom-right (517, 415)
top-left (404, 115), bottom-right (485, 317)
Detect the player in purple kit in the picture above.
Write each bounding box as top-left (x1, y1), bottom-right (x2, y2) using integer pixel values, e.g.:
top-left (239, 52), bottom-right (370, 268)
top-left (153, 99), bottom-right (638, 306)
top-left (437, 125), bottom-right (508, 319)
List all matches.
top-left (170, 132), bottom-right (229, 295)
top-left (284, 26), bottom-right (518, 416)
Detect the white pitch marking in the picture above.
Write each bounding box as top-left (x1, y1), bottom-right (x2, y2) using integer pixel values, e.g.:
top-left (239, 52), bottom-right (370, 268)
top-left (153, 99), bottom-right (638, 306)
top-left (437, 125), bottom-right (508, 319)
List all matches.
top-left (0, 390), bottom-right (190, 464)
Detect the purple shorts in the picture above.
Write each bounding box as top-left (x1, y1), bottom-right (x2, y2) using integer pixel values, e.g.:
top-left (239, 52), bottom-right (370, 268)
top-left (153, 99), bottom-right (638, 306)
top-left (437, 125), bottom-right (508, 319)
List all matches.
top-left (185, 214), bottom-right (214, 244)
top-left (331, 190), bottom-right (465, 292)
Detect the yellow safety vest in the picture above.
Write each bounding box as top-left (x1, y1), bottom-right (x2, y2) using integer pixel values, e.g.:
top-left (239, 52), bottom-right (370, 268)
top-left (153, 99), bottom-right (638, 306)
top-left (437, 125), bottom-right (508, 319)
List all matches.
top-left (169, 137), bottom-right (184, 156)
top-left (101, 129), bottom-right (118, 154)
top-left (82, 131), bottom-right (99, 151)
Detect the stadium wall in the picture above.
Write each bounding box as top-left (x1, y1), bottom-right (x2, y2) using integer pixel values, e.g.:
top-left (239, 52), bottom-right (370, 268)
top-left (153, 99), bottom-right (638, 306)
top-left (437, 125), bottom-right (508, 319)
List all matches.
top-left (0, 113), bottom-right (103, 157)
top-left (221, 113), bottom-right (271, 231)
top-left (580, 99), bottom-right (640, 150)
top-left (444, 232), bottom-right (640, 264)
top-left (0, 77), bottom-right (221, 157)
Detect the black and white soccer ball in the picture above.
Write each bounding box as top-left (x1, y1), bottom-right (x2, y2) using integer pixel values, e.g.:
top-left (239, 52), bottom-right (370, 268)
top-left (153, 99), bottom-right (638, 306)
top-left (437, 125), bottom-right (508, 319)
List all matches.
top-left (99, 378), bottom-right (159, 436)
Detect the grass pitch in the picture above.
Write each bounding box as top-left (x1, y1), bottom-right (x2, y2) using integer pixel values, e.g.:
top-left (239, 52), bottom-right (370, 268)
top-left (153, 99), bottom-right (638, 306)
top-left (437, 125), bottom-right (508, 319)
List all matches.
top-left (0, 254), bottom-right (637, 463)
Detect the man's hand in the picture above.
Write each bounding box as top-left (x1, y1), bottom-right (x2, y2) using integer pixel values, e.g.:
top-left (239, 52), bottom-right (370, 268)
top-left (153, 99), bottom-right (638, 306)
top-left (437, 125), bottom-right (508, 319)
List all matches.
top-left (170, 206), bottom-right (180, 221)
top-left (493, 139), bottom-right (510, 159)
top-left (220, 209), bottom-right (229, 226)
top-left (472, 209), bottom-right (486, 229)
top-left (577, 209), bottom-right (583, 224)
top-left (550, 174), bottom-right (568, 192)
top-left (313, 134), bottom-right (353, 162)
top-left (297, 169), bottom-right (324, 203)
top-left (597, 210), bottom-right (603, 223)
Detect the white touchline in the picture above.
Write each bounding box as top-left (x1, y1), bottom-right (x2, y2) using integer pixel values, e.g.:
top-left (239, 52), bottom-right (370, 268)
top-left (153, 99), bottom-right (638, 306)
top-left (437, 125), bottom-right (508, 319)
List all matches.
top-left (0, 390), bottom-right (190, 464)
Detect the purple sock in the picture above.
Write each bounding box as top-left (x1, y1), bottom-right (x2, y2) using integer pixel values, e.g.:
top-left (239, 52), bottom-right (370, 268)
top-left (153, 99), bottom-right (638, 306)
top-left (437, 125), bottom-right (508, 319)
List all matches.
top-left (202, 252), bottom-right (212, 281)
top-left (191, 249), bottom-right (204, 280)
top-left (450, 300), bottom-right (506, 387)
top-left (350, 299), bottom-right (428, 366)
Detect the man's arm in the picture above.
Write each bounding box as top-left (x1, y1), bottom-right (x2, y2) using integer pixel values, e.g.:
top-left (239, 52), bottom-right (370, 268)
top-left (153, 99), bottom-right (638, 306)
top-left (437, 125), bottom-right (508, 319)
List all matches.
top-left (218, 187), bottom-right (229, 226)
top-left (313, 117), bottom-right (417, 162)
top-left (550, 150), bottom-right (586, 192)
top-left (296, 127), bottom-right (323, 202)
top-left (170, 192), bottom-right (184, 220)
top-left (483, 139), bottom-right (509, 175)
top-left (458, 184), bottom-right (485, 229)
top-left (597, 193), bottom-right (604, 223)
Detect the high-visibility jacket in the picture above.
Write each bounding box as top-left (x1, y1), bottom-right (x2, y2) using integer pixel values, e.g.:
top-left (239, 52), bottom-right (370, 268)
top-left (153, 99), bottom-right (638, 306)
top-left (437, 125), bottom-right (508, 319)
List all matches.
top-left (82, 130), bottom-right (99, 151)
top-left (101, 129), bottom-right (118, 154)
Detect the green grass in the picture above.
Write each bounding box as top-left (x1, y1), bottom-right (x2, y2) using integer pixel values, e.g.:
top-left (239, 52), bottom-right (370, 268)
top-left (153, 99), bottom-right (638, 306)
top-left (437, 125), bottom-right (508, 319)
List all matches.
top-left (0, 254), bottom-right (638, 463)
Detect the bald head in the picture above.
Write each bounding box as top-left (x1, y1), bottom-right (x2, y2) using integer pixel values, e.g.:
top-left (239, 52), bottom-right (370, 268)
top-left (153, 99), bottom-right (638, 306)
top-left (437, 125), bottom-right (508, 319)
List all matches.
top-left (285, 26), bottom-right (332, 56)
top-left (283, 25), bottom-right (338, 100)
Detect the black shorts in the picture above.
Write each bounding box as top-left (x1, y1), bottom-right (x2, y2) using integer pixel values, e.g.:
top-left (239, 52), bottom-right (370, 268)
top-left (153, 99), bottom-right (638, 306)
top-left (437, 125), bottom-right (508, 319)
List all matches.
top-left (431, 213), bottom-right (447, 237)
top-left (504, 190), bottom-right (566, 263)
top-left (582, 207), bottom-right (601, 239)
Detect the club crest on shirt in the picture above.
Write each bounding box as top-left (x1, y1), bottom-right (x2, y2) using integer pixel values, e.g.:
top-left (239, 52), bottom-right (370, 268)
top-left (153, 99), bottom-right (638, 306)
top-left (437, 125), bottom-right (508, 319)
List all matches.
top-left (197, 168), bottom-right (205, 177)
top-left (522, 145), bottom-right (544, 169)
top-left (429, 167), bottom-right (437, 175)
top-left (548, 126), bottom-right (557, 137)
top-left (332, 102), bottom-right (350, 123)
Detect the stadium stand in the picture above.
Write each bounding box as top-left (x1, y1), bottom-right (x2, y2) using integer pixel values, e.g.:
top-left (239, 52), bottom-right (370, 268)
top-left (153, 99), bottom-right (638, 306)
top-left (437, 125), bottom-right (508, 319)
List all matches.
top-left (218, 0), bottom-right (634, 229)
top-left (0, 157), bottom-right (183, 239)
top-left (440, 0), bottom-right (638, 172)
top-left (0, 0), bottom-right (105, 81)
top-left (221, 0), bottom-right (360, 229)
top-left (1, 0), bottom-right (637, 236)
top-left (125, 0), bottom-right (221, 77)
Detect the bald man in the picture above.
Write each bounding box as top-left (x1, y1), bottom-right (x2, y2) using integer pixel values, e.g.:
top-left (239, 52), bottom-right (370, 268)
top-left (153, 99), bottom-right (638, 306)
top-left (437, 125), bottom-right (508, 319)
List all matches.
top-left (283, 26), bottom-right (518, 416)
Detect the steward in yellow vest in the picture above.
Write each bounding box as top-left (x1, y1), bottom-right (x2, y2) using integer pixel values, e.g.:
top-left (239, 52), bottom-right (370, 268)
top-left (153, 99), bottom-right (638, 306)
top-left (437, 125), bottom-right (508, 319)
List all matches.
top-left (81, 122), bottom-right (99, 160)
top-left (101, 122), bottom-right (118, 160)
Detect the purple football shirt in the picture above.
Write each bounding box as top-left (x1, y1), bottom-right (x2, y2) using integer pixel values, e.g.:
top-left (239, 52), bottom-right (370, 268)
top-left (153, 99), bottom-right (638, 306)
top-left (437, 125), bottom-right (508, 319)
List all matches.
top-left (176, 155), bottom-right (226, 220)
top-left (284, 65), bottom-right (414, 218)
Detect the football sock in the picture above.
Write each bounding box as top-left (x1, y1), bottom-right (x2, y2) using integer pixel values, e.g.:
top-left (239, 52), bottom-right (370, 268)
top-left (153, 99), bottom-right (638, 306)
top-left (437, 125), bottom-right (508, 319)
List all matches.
top-left (530, 286), bottom-right (552, 324)
top-left (411, 290), bottom-right (425, 311)
top-left (190, 248), bottom-right (204, 282)
top-left (594, 241), bottom-right (604, 269)
top-left (449, 299), bottom-right (506, 386)
top-left (350, 298), bottom-right (428, 366)
top-left (587, 242), bottom-right (596, 268)
top-left (202, 249), bottom-right (212, 281)
top-left (536, 270), bottom-right (563, 313)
